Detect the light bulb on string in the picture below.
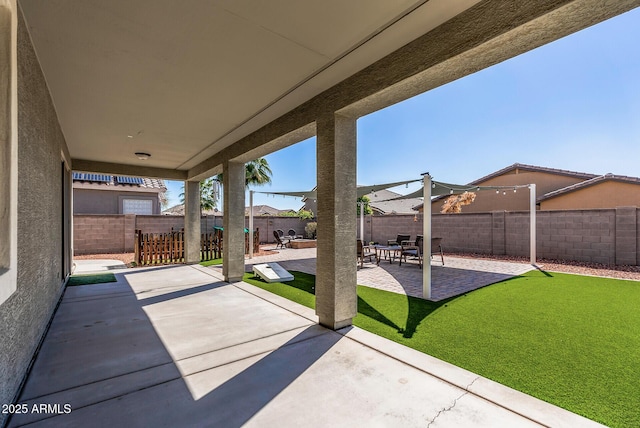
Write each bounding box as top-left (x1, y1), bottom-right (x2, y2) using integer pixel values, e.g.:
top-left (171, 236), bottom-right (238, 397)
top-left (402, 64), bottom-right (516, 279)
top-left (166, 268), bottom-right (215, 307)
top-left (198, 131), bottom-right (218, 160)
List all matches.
top-left (503, 191), bottom-right (506, 195)
top-left (496, 190), bottom-right (499, 194)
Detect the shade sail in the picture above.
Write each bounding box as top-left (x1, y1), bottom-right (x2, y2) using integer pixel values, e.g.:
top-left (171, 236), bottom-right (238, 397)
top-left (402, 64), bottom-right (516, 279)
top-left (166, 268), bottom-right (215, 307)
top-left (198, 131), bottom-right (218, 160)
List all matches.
top-left (384, 181), bottom-right (533, 200)
top-left (253, 178), bottom-right (421, 200)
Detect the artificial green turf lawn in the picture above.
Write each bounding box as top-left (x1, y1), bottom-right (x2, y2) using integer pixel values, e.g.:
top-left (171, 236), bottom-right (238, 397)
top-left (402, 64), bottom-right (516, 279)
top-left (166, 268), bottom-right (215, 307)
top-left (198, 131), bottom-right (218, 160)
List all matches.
top-left (67, 273), bottom-right (117, 286)
top-left (242, 270), bottom-right (640, 428)
top-left (199, 258), bottom-right (223, 267)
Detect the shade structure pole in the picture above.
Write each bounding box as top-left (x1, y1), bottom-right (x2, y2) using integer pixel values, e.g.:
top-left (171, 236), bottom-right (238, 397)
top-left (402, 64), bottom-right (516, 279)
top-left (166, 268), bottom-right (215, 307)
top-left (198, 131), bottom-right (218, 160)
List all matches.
top-left (249, 190), bottom-right (254, 259)
top-left (359, 202), bottom-right (364, 242)
top-left (529, 184), bottom-right (536, 265)
top-left (423, 173), bottom-right (432, 300)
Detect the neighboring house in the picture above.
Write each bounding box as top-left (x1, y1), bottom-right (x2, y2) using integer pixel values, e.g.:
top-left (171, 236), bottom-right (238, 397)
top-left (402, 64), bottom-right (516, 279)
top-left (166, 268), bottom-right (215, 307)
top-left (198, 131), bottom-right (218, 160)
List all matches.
top-left (73, 173), bottom-right (166, 215)
top-left (367, 189), bottom-right (423, 215)
top-left (162, 204), bottom-right (221, 216)
top-left (302, 188), bottom-right (422, 216)
top-left (161, 204), bottom-right (291, 216)
top-left (245, 205), bottom-right (294, 216)
top-left (414, 163), bottom-right (640, 213)
top-left (539, 173), bottom-right (640, 210)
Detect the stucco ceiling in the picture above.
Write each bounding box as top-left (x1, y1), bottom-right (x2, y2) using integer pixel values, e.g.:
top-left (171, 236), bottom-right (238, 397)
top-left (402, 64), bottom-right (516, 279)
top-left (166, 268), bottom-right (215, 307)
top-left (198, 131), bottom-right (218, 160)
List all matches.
top-left (19, 0), bottom-right (481, 172)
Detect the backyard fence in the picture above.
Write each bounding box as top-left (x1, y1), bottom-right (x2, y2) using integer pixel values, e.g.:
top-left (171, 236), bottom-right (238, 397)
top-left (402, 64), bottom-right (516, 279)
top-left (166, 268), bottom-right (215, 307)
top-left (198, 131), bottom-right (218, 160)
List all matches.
top-left (134, 228), bottom-right (259, 266)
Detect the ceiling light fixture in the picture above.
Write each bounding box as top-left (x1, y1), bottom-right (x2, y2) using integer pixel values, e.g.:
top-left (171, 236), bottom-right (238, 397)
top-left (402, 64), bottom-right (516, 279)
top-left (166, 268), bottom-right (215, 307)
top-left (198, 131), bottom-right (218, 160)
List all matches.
top-left (134, 152), bottom-right (151, 160)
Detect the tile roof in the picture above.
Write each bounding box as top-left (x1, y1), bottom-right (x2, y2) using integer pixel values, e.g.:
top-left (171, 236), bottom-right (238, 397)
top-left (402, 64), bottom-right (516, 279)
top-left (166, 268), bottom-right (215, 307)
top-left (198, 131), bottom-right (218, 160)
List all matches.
top-left (72, 173), bottom-right (166, 190)
top-left (469, 163), bottom-right (597, 185)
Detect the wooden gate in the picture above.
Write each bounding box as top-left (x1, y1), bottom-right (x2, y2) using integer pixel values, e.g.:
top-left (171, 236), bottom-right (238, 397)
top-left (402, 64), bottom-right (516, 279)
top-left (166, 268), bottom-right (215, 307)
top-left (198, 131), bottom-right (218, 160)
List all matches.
top-left (135, 228), bottom-right (259, 266)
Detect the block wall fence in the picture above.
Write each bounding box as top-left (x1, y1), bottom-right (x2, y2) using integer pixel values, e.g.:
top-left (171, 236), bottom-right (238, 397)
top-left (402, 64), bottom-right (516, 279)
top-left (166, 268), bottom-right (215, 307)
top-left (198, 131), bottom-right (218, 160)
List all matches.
top-left (74, 208), bottom-right (640, 266)
top-left (73, 215), bottom-right (311, 255)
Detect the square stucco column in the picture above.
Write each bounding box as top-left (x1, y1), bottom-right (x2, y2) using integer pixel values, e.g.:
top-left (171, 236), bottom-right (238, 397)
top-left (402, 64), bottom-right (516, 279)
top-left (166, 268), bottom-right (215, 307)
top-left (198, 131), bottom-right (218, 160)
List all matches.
top-left (184, 180), bottom-right (201, 264)
top-left (223, 160), bottom-right (245, 282)
top-left (316, 113), bottom-right (357, 330)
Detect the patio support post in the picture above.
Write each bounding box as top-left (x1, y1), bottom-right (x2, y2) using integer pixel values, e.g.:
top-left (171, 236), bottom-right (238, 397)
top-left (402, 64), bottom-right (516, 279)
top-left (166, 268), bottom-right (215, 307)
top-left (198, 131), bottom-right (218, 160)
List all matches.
top-left (530, 183), bottom-right (536, 265)
top-left (223, 160), bottom-right (245, 282)
top-left (184, 180), bottom-right (201, 264)
top-left (423, 173), bottom-right (432, 300)
top-left (316, 113), bottom-right (357, 330)
top-left (249, 190), bottom-right (254, 259)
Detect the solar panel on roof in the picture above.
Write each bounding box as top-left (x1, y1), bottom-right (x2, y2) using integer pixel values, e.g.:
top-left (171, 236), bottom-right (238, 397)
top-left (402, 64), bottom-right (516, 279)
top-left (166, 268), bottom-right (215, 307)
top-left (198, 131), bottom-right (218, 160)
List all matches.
top-left (115, 176), bottom-right (144, 185)
top-left (72, 172), bottom-right (111, 182)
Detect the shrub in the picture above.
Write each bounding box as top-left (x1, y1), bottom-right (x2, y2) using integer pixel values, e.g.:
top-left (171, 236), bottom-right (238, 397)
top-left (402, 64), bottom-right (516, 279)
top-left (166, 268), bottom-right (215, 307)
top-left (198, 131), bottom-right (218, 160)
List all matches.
top-left (305, 222), bottom-right (317, 239)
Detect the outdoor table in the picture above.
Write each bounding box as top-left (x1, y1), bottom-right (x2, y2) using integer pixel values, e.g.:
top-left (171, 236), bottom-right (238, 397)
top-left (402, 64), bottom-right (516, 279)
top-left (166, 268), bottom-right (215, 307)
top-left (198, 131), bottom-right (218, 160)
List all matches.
top-left (373, 245), bottom-right (402, 264)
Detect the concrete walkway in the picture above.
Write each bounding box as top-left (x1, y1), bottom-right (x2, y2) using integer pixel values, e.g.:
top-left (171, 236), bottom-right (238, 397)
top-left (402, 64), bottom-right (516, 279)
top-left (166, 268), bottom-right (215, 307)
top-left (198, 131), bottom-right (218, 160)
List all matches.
top-left (72, 259), bottom-right (127, 275)
top-left (10, 265), bottom-right (601, 427)
top-left (246, 247), bottom-right (535, 301)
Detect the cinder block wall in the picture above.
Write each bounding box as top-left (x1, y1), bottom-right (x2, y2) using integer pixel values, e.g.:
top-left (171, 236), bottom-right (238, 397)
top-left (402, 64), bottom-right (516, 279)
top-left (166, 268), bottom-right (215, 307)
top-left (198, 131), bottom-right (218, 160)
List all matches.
top-left (364, 208), bottom-right (638, 266)
top-left (73, 209), bottom-right (639, 265)
top-left (73, 215), bottom-right (126, 254)
top-left (73, 215), bottom-right (314, 253)
top-left (537, 209), bottom-right (616, 264)
top-left (248, 217), bottom-right (313, 243)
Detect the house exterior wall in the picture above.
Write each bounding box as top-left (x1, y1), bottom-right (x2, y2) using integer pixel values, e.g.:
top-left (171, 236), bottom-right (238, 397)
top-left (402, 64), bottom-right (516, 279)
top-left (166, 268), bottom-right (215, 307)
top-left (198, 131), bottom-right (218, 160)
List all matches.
top-left (73, 188), bottom-right (161, 215)
top-left (540, 181), bottom-right (640, 210)
top-left (0, 9), bottom-right (71, 423)
top-left (430, 170), bottom-right (585, 213)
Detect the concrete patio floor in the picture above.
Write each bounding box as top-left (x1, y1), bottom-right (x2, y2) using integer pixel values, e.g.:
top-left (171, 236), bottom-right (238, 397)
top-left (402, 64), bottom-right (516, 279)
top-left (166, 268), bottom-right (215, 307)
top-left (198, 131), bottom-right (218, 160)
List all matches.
top-left (9, 264), bottom-right (601, 427)
top-left (245, 247), bottom-right (535, 301)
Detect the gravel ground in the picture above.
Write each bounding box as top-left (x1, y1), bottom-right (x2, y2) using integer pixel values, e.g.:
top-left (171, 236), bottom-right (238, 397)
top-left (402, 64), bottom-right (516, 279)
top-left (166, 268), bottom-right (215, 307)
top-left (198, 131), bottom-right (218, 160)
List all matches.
top-left (450, 252), bottom-right (640, 281)
top-left (74, 251), bottom-right (640, 282)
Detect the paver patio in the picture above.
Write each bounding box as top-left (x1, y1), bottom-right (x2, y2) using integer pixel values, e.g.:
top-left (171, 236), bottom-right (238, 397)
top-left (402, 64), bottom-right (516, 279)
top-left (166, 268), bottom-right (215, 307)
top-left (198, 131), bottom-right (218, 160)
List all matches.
top-left (244, 247), bottom-right (535, 301)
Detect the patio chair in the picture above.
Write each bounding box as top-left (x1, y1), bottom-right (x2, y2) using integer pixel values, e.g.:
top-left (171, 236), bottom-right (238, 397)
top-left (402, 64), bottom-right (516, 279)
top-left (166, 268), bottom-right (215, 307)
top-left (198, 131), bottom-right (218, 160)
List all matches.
top-left (387, 234), bottom-right (411, 246)
top-left (273, 230), bottom-right (290, 249)
top-left (276, 229), bottom-right (285, 238)
top-left (399, 235), bottom-right (422, 268)
top-left (431, 237), bottom-right (445, 265)
top-left (357, 239), bottom-right (378, 268)
top-left (287, 229), bottom-right (299, 240)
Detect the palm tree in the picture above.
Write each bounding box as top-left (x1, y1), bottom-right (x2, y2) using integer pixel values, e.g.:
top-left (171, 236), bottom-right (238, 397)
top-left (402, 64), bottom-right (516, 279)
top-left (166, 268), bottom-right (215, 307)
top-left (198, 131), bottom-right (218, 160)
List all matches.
top-left (181, 158), bottom-right (272, 212)
top-left (215, 157), bottom-right (272, 188)
top-left (179, 177), bottom-right (219, 215)
top-left (244, 158), bottom-right (272, 187)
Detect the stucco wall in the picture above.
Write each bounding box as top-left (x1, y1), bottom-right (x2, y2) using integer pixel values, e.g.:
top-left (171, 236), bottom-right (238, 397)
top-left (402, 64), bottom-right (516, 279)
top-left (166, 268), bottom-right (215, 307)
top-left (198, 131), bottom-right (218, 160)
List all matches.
top-left (73, 188), bottom-right (161, 215)
top-left (0, 9), bottom-right (70, 423)
top-left (430, 170), bottom-right (586, 213)
top-left (540, 181), bottom-right (640, 210)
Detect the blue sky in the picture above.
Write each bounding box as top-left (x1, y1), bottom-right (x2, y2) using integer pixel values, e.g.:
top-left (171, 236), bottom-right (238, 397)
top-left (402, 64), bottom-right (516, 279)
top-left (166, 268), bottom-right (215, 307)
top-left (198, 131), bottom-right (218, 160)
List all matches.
top-left (165, 8), bottom-right (640, 210)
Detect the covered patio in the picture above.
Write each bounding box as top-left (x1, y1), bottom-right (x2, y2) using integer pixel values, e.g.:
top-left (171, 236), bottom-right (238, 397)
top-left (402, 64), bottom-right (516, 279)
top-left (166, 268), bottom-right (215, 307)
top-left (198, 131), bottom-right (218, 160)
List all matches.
top-left (4, 1), bottom-right (639, 425)
top-left (8, 265), bottom-right (598, 427)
